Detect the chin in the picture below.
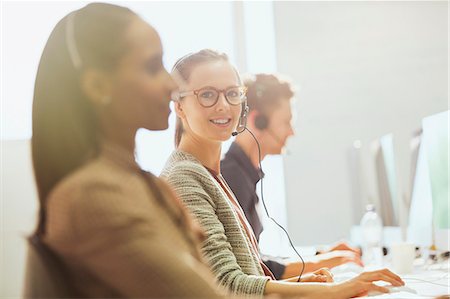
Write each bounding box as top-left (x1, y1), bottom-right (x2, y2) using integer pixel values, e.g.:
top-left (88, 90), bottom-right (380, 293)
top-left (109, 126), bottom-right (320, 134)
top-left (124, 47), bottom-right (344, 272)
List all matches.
top-left (220, 136), bottom-right (232, 142)
top-left (269, 148), bottom-right (283, 155)
top-left (209, 134), bottom-right (232, 143)
top-left (147, 120), bottom-right (169, 131)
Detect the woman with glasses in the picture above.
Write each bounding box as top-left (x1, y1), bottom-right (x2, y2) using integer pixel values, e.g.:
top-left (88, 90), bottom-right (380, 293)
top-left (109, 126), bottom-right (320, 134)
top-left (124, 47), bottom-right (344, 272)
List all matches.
top-left (161, 49), bottom-right (405, 298)
top-left (30, 4), bottom-right (231, 298)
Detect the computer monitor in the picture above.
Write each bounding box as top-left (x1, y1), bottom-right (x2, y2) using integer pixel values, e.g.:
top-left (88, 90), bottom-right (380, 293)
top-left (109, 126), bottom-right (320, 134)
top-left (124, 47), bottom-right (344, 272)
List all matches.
top-left (422, 110), bottom-right (449, 230)
top-left (409, 110), bottom-right (449, 248)
top-left (372, 134), bottom-right (398, 226)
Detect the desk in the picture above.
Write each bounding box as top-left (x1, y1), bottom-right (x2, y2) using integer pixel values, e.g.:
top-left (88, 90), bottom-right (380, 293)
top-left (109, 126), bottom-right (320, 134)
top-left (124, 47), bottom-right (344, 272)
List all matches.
top-left (399, 268), bottom-right (449, 298)
top-left (337, 256), bottom-right (449, 297)
top-left (284, 226), bottom-right (450, 298)
top-left (332, 262), bottom-right (449, 298)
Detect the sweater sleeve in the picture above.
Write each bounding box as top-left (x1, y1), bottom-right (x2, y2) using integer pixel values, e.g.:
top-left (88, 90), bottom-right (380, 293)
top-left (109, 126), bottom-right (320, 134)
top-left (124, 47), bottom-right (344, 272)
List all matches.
top-left (163, 163), bottom-right (269, 297)
top-left (262, 259), bottom-right (286, 280)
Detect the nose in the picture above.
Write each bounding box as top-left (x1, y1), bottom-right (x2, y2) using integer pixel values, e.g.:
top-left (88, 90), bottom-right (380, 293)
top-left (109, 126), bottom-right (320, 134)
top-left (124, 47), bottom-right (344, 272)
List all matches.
top-left (215, 92), bottom-right (230, 111)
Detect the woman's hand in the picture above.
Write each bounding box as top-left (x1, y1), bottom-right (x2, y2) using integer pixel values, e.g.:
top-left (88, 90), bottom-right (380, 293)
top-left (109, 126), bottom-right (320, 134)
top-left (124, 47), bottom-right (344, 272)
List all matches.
top-left (315, 250), bottom-right (364, 269)
top-left (283, 268), bottom-right (334, 283)
top-left (327, 242), bottom-right (362, 256)
top-left (334, 268), bottom-right (405, 298)
top-left (300, 268), bottom-right (334, 283)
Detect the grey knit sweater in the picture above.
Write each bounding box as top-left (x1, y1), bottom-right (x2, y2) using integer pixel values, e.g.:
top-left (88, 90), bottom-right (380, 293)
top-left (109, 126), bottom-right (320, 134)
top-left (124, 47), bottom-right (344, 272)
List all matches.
top-left (160, 150), bottom-right (270, 296)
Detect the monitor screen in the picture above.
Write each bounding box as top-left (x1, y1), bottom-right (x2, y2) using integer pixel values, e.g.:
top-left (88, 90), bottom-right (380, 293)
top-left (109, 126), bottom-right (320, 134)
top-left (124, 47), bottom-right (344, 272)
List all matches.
top-left (422, 110), bottom-right (449, 229)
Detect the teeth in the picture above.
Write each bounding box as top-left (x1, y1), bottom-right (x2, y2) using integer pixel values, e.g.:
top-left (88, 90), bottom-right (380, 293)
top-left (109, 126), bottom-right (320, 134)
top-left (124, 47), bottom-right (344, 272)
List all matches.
top-left (211, 119), bottom-right (230, 124)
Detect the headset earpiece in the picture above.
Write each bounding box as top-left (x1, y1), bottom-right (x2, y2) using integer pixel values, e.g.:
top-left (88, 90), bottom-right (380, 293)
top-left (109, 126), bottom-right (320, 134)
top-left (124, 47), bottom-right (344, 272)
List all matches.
top-left (254, 114), bottom-right (269, 130)
top-left (171, 90), bottom-right (180, 102)
top-left (232, 101), bottom-right (249, 136)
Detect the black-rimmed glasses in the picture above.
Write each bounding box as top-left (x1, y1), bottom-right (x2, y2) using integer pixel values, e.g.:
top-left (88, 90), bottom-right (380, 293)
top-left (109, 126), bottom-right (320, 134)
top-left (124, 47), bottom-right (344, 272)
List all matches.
top-left (178, 86), bottom-right (247, 108)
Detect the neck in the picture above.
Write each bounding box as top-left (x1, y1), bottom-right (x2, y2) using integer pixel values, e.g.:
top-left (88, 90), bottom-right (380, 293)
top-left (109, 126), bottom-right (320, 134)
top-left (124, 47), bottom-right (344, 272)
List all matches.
top-left (178, 133), bottom-right (222, 173)
top-left (235, 130), bottom-right (267, 169)
top-left (100, 122), bottom-right (136, 154)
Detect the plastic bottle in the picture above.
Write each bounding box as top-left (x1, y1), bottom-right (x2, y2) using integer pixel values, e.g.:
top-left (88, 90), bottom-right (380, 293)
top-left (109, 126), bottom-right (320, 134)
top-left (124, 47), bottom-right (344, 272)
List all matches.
top-left (360, 204), bottom-right (383, 266)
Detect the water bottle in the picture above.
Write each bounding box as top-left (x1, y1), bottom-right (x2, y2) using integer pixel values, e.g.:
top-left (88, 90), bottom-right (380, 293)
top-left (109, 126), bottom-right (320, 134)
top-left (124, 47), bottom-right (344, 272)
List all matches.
top-left (360, 204), bottom-right (383, 266)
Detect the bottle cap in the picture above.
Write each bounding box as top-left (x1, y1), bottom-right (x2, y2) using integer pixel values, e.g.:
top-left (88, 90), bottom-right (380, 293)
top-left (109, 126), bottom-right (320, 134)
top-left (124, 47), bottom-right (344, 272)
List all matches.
top-left (366, 204), bottom-right (376, 212)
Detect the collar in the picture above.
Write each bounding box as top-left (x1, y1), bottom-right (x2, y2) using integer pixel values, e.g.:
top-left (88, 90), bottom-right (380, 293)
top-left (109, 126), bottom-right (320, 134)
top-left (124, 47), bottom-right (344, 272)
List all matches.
top-left (225, 142), bottom-right (264, 185)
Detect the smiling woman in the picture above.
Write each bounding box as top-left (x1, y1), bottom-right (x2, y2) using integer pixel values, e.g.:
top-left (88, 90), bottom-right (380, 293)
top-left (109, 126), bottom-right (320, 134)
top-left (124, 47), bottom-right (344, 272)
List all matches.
top-left (160, 49), bottom-right (405, 298)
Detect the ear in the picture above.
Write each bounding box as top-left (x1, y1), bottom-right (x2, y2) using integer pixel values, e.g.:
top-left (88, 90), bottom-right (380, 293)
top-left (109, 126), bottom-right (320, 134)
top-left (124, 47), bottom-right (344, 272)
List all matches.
top-left (247, 110), bottom-right (259, 129)
top-left (174, 100), bottom-right (186, 119)
top-left (80, 69), bottom-right (113, 106)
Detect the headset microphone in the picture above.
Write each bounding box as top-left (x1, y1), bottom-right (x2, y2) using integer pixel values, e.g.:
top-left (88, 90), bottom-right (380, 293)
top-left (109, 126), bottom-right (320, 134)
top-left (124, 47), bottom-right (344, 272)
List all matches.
top-left (267, 128), bottom-right (284, 148)
top-left (266, 128), bottom-right (291, 155)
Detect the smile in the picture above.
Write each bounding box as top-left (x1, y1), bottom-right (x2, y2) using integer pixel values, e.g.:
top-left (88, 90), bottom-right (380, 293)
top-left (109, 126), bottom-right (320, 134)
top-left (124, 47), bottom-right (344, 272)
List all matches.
top-left (210, 118), bottom-right (231, 126)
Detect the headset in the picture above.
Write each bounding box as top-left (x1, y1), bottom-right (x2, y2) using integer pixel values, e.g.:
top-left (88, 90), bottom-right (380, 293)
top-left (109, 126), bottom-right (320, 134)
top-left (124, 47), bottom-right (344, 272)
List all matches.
top-left (243, 127), bottom-right (305, 282)
top-left (66, 12), bottom-right (82, 70)
top-left (234, 111), bottom-right (305, 282)
top-left (232, 101), bottom-right (249, 136)
top-left (253, 112), bottom-right (287, 152)
top-left (254, 113), bottom-right (269, 131)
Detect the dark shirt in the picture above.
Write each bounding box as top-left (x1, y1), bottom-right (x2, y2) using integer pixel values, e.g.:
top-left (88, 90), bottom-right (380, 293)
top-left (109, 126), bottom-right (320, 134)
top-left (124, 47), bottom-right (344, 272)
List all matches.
top-left (221, 142), bottom-right (286, 279)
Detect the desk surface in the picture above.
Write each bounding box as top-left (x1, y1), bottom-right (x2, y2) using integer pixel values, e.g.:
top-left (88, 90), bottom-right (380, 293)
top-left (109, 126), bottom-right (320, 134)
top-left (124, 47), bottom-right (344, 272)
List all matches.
top-left (279, 226), bottom-right (449, 298)
top-left (332, 262), bottom-right (449, 298)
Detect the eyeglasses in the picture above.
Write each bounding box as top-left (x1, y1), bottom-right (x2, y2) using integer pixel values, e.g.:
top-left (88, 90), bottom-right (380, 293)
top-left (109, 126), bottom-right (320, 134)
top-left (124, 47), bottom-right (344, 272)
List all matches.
top-left (178, 86), bottom-right (247, 108)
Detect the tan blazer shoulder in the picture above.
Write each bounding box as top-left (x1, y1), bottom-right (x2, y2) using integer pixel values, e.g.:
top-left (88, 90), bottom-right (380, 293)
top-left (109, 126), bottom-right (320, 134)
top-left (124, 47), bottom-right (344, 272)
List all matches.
top-left (44, 154), bottom-right (226, 298)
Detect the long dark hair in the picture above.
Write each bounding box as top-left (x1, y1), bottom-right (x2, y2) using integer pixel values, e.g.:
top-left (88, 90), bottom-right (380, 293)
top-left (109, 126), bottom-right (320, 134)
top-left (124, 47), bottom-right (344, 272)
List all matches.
top-left (171, 49), bottom-right (241, 147)
top-left (32, 3), bottom-right (137, 236)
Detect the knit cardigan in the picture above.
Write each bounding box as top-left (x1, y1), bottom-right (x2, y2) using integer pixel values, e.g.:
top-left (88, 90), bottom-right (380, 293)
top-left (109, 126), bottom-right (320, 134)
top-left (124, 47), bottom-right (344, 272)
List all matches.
top-left (160, 150), bottom-right (270, 296)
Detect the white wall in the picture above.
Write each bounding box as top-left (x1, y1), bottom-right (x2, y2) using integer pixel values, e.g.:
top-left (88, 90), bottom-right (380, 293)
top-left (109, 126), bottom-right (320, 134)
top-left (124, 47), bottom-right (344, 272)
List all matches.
top-left (1, 140), bottom-right (38, 297)
top-left (273, 1), bottom-right (448, 245)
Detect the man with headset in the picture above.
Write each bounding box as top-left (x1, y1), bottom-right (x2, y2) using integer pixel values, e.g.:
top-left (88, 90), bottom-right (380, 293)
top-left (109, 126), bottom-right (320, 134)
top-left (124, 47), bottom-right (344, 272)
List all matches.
top-left (221, 73), bottom-right (363, 280)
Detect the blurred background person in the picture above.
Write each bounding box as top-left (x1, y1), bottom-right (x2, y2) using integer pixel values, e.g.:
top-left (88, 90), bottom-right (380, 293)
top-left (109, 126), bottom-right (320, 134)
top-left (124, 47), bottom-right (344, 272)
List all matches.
top-left (221, 73), bottom-right (363, 280)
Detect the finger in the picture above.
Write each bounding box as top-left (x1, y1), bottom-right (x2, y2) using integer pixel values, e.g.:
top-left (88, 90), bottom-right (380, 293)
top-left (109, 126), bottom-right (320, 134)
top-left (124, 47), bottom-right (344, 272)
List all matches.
top-left (366, 271), bottom-right (403, 287)
top-left (354, 255), bottom-right (364, 266)
top-left (378, 273), bottom-right (404, 286)
top-left (352, 256), bottom-right (364, 267)
top-left (335, 255), bottom-right (363, 268)
top-left (317, 268), bottom-right (332, 277)
top-left (300, 275), bottom-right (323, 283)
top-left (323, 274), bottom-right (334, 283)
top-left (319, 268), bottom-right (333, 279)
top-left (316, 273), bottom-right (333, 283)
top-left (319, 275), bottom-right (332, 283)
top-left (316, 268), bottom-right (334, 282)
top-left (299, 274), bottom-right (314, 282)
top-left (332, 242), bottom-right (360, 254)
top-left (330, 243), bottom-right (347, 252)
top-left (313, 275), bottom-right (327, 283)
top-left (367, 283), bottom-right (390, 294)
top-left (381, 268), bottom-right (404, 285)
top-left (346, 253), bottom-right (364, 267)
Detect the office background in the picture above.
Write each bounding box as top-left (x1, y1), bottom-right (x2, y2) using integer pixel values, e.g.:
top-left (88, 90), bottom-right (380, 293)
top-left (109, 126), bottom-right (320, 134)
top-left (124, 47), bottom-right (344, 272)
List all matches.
top-left (1, 1), bottom-right (448, 297)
